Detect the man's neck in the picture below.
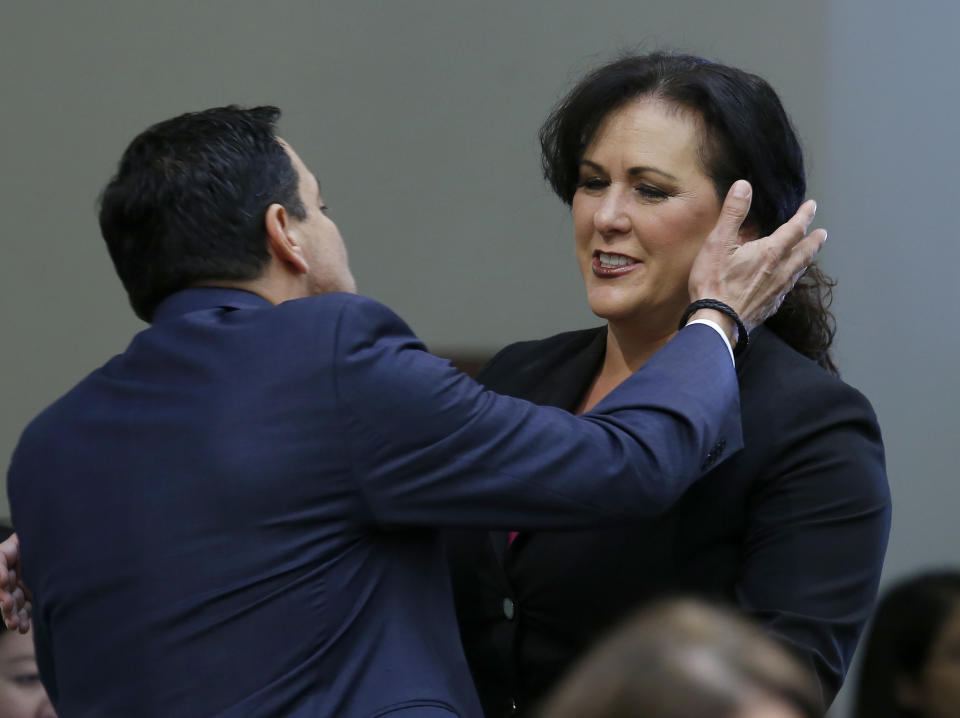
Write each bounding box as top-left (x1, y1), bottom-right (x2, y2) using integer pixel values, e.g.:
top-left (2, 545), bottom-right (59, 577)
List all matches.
top-left (193, 273), bottom-right (306, 306)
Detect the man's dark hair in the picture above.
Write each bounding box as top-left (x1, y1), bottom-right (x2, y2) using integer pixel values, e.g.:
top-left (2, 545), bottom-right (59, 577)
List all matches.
top-left (540, 52), bottom-right (837, 373)
top-left (854, 571), bottom-right (960, 718)
top-left (98, 105), bottom-right (306, 321)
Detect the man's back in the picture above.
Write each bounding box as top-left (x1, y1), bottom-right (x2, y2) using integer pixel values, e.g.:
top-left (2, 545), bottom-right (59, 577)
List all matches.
top-left (9, 288), bottom-right (484, 717)
top-left (10, 285), bottom-right (747, 716)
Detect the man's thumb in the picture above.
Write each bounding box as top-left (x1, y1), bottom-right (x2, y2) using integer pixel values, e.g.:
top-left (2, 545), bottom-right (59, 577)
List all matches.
top-left (709, 180), bottom-right (752, 249)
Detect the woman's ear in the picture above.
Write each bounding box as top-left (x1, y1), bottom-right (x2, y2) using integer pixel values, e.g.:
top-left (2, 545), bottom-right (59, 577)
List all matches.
top-left (264, 203), bottom-right (308, 275)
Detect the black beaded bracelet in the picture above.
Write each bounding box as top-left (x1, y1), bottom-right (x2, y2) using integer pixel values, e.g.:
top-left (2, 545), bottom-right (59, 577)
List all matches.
top-left (678, 299), bottom-right (749, 358)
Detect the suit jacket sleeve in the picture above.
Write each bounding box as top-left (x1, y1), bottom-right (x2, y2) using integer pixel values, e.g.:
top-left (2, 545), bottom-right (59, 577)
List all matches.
top-left (331, 296), bottom-right (743, 529)
top-left (735, 378), bottom-right (890, 703)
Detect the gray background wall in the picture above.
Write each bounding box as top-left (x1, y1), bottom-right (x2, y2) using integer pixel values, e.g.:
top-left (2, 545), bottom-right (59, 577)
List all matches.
top-left (1, 1), bottom-right (957, 714)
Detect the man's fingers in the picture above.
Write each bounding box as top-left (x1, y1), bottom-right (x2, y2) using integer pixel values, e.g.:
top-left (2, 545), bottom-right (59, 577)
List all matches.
top-left (16, 606), bottom-right (30, 634)
top-left (0, 535), bottom-right (20, 593)
top-left (795, 200), bottom-right (818, 240)
top-left (761, 231), bottom-right (827, 325)
top-left (0, 533), bottom-right (19, 560)
top-left (799, 228), bottom-right (827, 266)
top-left (2, 597), bottom-right (18, 630)
top-left (767, 199), bottom-right (819, 255)
top-left (782, 229), bottom-right (827, 281)
top-left (0, 578), bottom-right (29, 631)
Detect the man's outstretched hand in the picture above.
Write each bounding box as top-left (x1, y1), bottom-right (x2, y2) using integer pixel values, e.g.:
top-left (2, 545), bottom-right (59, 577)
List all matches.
top-left (0, 532), bottom-right (32, 634)
top-left (688, 179), bottom-right (827, 341)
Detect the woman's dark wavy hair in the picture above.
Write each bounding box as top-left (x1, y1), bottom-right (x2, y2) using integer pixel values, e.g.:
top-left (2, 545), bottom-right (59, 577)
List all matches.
top-left (99, 105), bottom-right (306, 322)
top-left (853, 571), bottom-right (960, 718)
top-left (540, 52), bottom-right (837, 373)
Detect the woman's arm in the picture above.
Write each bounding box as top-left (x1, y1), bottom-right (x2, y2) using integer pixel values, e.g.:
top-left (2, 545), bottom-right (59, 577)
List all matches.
top-left (735, 379), bottom-right (890, 704)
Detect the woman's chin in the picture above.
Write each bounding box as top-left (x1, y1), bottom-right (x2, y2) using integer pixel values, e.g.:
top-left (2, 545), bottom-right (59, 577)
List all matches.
top-left (587, 295), bottom-right (687, 333)
top-left (587, 300), bottom-right (646, 323)
top-left (587, 288), bottom-right (641, 319)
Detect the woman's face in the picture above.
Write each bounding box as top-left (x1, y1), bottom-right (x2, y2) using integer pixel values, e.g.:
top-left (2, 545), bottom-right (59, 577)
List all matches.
top-left (0, 630), bottom-right (56, 717)
top-left (904, 602), bottom-right (960, 718)
top-left (572, 97), bottom-right (727, 330)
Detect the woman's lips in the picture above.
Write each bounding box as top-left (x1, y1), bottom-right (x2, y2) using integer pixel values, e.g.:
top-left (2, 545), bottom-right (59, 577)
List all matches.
top-left (592, 251), bottom-right (641, 277)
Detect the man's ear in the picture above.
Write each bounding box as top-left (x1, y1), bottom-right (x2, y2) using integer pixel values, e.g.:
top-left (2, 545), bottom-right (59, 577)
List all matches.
top-left (264, 203), bottom-right (308, 274)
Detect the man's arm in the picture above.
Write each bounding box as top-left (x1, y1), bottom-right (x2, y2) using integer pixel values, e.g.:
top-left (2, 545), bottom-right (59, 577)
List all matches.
top-left (0, 180), bottom-right (826, 625)
top-left (339, 312), bottom-right (741, 528)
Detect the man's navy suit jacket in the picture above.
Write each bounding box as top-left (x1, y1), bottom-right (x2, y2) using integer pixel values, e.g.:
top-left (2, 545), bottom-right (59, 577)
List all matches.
top-left (8, 288), bottom-right (741, 717)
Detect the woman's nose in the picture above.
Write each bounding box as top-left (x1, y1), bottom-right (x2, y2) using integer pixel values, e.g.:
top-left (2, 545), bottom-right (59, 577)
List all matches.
top-left (593, 189), bottom-right (631, 235)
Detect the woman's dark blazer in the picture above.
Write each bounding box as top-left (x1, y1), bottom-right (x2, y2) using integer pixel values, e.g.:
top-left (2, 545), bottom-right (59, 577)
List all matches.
top-left (445, 325), bottom-right (891, 717)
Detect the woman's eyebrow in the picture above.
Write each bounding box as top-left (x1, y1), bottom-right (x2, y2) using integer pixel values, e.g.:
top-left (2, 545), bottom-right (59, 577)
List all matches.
top-left (627, 166), bottom-right (678, 181)
top-left (579, 159), bottom-right (677, 181)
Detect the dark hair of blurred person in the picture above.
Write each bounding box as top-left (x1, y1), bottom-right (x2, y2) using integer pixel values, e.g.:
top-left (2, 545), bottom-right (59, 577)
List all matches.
top-left (854, 571), bottom-right (960, 718)
top-left (0, 526), bottom-right (56, 718)
top-left (540, 51), bottom-right (836, 372)
top-left (98, 105), bottom-right (306, 322)
top-left (539, 599), bottom-right (823, 718)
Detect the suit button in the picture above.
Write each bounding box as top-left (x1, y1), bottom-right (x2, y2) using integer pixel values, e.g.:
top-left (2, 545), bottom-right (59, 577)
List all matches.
top-left (508, 698), bottom-right (519, 715)
top-left (502, 597), bottom-right (515, 620)
top-left (700, 437), bottom-right (727, 471)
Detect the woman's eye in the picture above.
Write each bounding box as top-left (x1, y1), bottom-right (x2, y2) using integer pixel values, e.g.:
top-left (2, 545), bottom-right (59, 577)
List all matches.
top-left (636, 185), bottom-right (669, 200)
top-left (577, 177), bottom-right (608, 191)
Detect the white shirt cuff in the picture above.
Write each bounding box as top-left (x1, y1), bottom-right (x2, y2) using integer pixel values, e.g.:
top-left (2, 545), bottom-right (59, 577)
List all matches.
top-left (686, 318), bottom-right (735, 365)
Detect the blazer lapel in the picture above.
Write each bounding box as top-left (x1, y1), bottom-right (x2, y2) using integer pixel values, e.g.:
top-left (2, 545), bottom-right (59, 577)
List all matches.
top-left (490, 531), bottom-right (511, 566)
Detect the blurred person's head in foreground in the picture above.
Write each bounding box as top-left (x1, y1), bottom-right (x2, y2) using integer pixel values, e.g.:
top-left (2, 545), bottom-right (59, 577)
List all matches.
top-left (539, 598), bottom-right (822, 718)
top-left (855, 570), bottom-right (960, 718)
top-left (0, 526), bottom-right (55, 718)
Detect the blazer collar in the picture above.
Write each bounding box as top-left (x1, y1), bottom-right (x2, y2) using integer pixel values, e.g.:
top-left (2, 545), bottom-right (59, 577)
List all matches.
top-left (507, 325), bottom-right (759, 406)
top-left (516, 327), bottom-right (607, 412)
top-left (151, 288), bottom-right (273, 324)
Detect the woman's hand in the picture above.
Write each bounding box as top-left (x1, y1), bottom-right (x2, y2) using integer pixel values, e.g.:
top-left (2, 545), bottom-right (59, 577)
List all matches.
top-left (0, 533), bottom-right (32, 634)
top-left (688, 180), bottom-right (826, 337)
